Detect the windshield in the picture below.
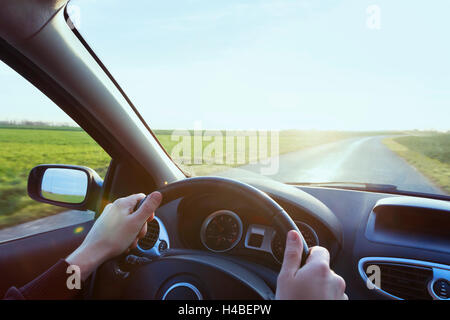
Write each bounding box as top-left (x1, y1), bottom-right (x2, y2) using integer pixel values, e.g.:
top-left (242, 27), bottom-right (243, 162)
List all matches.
top-left (69, 0), bottom-right (449, 197)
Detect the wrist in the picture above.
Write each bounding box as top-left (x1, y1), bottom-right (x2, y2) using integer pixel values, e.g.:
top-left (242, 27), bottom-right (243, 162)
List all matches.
top-left (66, 242), bottom-right (109, 281)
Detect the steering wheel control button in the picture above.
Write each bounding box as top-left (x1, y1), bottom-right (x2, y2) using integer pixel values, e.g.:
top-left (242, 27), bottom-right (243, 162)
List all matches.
top-left (162, 283), bottom-right (203, 300)
top-left (433, 279), bottom-right (450, 299)
top-left (158, 240), bottom-right (168, 252)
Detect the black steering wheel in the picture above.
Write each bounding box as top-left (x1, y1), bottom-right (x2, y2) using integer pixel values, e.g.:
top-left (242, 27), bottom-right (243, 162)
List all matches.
top-left (94, 177), bottom-right (309, 300)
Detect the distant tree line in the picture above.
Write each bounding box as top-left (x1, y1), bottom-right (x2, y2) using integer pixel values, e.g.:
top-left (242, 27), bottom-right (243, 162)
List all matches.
top-left (0, 120), bottom-right (78, 127)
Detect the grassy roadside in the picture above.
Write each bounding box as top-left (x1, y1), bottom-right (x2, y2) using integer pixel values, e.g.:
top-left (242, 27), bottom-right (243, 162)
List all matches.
top-left (383, 134), bottom-right (450, 194)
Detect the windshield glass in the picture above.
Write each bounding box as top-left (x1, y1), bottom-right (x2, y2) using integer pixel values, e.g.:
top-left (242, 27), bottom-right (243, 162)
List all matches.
top-left (69, 0), bottom-right (449, 197)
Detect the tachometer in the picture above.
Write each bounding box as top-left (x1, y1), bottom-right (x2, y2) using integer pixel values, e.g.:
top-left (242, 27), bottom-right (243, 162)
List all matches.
top-left (271, 221), bottom-right (319, 263)
top-left (200, 210), bottom-right (243, 252)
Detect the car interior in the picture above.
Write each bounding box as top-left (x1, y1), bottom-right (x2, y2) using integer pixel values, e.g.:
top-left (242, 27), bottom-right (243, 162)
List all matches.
top-left (0, 1), bottom-right (449, 300)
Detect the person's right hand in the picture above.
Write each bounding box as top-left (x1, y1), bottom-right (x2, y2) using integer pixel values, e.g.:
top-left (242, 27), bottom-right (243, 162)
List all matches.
top-left (275, 230), bottom-right (348, 300)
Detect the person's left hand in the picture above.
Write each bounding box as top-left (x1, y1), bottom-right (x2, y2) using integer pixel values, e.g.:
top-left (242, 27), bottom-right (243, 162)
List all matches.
top-left (66, 192), bottom-right (162, 280)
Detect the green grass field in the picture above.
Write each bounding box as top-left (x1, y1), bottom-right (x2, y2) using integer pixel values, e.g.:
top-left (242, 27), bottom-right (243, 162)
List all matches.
top-left (41, 191), bottom-right (86, 204)
top-left (384, 133), bottom-right (450, 194)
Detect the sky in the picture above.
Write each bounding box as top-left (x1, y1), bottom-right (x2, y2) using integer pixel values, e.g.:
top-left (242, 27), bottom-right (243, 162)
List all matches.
top-left (41, 168), bottom-right (88, 197)
top-left (1, 0), bottom-right (449, 131)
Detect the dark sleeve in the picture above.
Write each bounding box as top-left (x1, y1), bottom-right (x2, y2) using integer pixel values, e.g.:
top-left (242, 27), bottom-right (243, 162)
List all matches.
top-left (3, 259), bottom-right (82, 300)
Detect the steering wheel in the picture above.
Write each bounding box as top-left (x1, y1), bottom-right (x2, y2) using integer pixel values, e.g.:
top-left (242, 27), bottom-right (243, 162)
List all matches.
top-left (94, 176), bottom-right (309, 300)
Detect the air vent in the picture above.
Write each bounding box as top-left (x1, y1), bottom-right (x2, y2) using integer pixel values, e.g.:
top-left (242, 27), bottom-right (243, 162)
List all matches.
top-left (138, 219), bottom-right (160, 250)
top-left (363, 261), bottom-right (433, 300)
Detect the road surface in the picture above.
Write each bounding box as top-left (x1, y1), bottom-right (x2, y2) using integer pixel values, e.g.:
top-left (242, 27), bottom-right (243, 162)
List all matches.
top-left (218, 136), bottom-right (446, 196)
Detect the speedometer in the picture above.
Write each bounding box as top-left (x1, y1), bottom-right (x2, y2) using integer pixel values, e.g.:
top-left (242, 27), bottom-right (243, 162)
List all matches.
top-left (200, 210), bottom-right (243, 252)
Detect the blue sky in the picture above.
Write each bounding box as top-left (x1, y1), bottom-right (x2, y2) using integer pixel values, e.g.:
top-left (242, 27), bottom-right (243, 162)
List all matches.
top-left (1, 0), bottom-right (449, 131)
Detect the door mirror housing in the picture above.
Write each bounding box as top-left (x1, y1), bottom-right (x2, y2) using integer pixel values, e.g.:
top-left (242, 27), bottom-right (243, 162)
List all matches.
top-left (28, 164), bottom-right (103, 211)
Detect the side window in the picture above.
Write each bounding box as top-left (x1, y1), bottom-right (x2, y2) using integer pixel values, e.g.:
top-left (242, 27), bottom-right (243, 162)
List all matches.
top-left (0, 62), bottom-right (111, 242)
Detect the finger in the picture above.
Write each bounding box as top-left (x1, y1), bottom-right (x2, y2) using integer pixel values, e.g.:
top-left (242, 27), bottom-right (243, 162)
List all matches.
top-left (334, 274), bottom-right (346, 297)
top-left (137, 222), bottom-right (147, 239)
top-left (98, 203), bottom-right (113, 219)
top-left (129, 238), bottom-right (139, 250)
top-left (305, 246), bottom-right (330, 267)
top-left (279, 230), bottom-right (303, 277)
top-left (114, 193), bottom-right (145, 213)
top-left (132, 191), bottom-right (162, 224)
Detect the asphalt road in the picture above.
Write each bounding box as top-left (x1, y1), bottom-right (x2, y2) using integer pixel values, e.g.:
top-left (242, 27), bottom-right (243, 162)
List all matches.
top-left (218, 136), bottom-right (446, 196)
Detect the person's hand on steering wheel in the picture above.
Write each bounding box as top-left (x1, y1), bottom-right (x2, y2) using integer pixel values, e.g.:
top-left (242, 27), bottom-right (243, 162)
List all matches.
top-left (66, 192), bottom-right (162, 281)
top-left (275, 230), bottom-right (348, 300)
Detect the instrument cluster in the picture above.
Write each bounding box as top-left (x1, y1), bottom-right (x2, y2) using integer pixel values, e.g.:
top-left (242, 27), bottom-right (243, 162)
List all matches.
top-left (199, 209), bottom-right (319, 263)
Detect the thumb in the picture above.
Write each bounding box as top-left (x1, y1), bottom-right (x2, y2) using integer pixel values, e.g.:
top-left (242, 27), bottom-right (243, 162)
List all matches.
top-left (279, 230), bottom-right (303, 277)
top-left (132, 191), bottom-right (162, 224)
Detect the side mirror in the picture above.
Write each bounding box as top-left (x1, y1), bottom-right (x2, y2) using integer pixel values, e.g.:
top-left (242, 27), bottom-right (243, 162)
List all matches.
top-left (28, 164), bottom-right (103, 211)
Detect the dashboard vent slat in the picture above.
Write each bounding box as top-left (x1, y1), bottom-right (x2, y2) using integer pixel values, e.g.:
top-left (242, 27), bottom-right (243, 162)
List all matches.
top-left (364, 262), bottom-right (433, 300)
top-left (138, 219), bottom-right (160, 250)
